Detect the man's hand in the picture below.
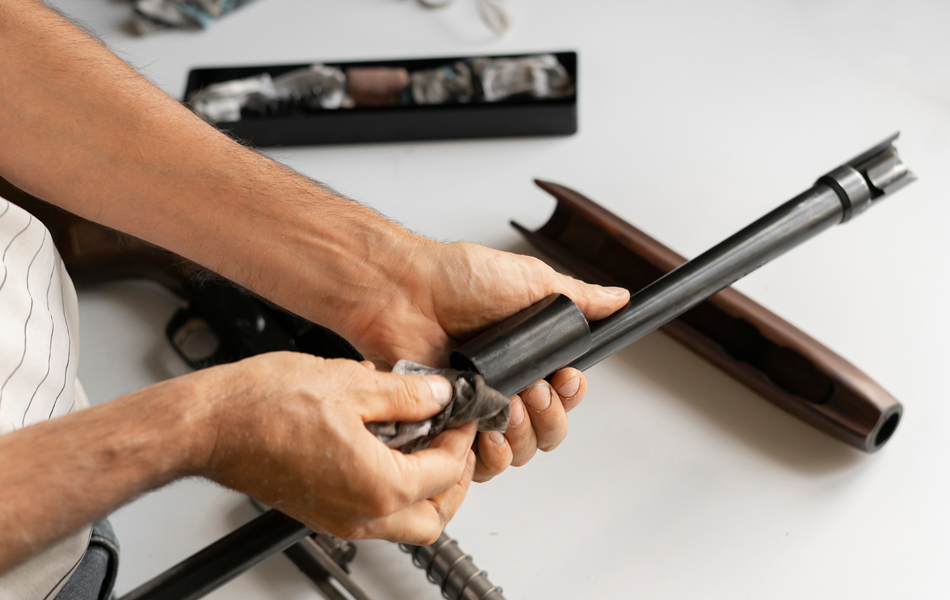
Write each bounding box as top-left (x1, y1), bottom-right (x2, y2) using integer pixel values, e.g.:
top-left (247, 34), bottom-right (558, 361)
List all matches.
top-left (473, 368), bottom-right (587, 482)
top-left (319, 240), bottom-right (628, 482)
top-left (0, 0), bottom-right (627, 507)
top-left (198, 354), bottom-right (477, 544)
top-left (341, 241), bottom-right (629, 368)
top-left (248, 238), bottom-right (628, 483)
top-left (0, 353), bottom-right (476, 571)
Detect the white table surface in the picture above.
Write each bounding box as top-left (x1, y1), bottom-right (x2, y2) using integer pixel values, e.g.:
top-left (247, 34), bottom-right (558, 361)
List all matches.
top-left (42, 0), bottom-right (950, 598)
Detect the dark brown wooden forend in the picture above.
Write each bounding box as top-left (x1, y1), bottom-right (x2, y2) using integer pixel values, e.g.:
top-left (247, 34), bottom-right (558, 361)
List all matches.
top-left (0, 177), bottom-right (191, 291)
top-left (515, 180), bottom-right (902, 452)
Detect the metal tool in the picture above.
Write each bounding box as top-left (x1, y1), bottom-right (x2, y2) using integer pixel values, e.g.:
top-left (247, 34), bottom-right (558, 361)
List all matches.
top-left (283, 534), bottom-right (369, 600)
top-left (401, 533), bottom-right (506, 600)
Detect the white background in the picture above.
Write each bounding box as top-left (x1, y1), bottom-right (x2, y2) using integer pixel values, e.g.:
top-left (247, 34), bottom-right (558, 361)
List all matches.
top-left (42, 0), bottom-right (950, 598)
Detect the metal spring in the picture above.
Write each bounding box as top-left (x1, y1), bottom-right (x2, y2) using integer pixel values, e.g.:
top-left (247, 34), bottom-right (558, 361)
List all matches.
top-left (399, 532), bottom-right (506, 600)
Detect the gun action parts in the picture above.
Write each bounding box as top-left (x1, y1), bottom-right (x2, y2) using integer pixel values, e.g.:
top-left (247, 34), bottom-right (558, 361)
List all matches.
top-left (401, 533), bottom-right (506, 600)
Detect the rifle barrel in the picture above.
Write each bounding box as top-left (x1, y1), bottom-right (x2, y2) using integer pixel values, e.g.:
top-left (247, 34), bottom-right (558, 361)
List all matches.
top-left (453, 134), bottom-right (914, 419)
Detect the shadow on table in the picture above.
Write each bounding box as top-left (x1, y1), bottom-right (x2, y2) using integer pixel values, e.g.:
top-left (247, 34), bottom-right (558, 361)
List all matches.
top-left (611, 331), bottom-right (863, 475)
top-left (500, 237), bottom-right (865, 476)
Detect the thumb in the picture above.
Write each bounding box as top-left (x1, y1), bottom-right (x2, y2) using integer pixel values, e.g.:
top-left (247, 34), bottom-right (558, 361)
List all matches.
top-left (360, 370), bottom-right (455, 422)
top-left (546, 272), bottom-right (629, 321)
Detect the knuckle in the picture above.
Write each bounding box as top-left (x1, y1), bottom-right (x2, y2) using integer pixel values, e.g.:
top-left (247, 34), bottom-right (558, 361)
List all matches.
top-left (326, 521), bottom-right (363, 540)
top-left (393, 376), bottom-right (421, 409)
top-left (479, 438), bottom-right (509, 465)
top-left (416, 526), bottom-right (442, 547)
top-left (366, 493), bottom-right (399, 519)
top-left (476, 461), bottom-right (502, 480)
top-left (510, 446), bottom-right (537, 467)
top-left (537, 412), bottom-right (568, 441)
top-left (563, 392), bottom-right (584, 409)
top-left (538, 419), bottom-right (568, 452)
top-left (473, 455), bottom-right (503, 483)
top-left (376, 498), bottom-right (397, 519)
top-left (306, 354), bottom-right (328, 367)
top-left (526, 255), bottom-right (549, 272)
top-left (506, 431), bottom-right (535, 462)
top-left (483, 457), bottom-right (506, 474)
top-left (431, 500), bottom-right (448, 528)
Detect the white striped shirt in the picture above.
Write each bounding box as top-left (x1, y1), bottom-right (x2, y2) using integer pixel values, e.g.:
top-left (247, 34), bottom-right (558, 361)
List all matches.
top-left (0, 196), bottom-right (92, 600)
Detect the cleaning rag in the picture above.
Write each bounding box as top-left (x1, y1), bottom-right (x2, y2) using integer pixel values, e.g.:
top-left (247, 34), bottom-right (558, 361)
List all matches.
top-left (367, 360), bottom-right (510, 453)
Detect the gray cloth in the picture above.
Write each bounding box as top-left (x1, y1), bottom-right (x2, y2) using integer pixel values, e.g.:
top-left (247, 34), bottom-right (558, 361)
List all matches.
top-left (409, 62), bottom-right (474, 105)
top-left (131, 0), bottom-right (257, 34)
top-left (55, 520), bottom-right (120, 600)
top-left (471, 54), bottom-right (574, 102)
top-left (367, 360), bottom-right (510, 453)
top-left (189, 65), bottom-right (349, 123)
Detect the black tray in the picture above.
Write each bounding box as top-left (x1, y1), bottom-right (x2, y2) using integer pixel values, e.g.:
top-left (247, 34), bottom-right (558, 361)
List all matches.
top-left (183, 51), bottom-right (577, 147)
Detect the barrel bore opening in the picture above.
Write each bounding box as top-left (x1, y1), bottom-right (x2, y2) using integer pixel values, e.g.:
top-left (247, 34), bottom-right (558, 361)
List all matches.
top-left (874, 413), bottom-right (900, 448)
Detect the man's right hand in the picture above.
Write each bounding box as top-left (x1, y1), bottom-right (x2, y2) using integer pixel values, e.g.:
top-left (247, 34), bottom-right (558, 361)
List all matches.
top-left (192, 354), bottom-right (477, 545)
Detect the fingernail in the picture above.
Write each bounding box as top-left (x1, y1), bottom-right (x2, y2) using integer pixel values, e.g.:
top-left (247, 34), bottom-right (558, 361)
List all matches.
top-left (424, 375), bottom-right (454, 407)
top-left (488, 431), bottom-right (505, 445)
top-left (556, 376), bottom-right (581, 399)
top-left (510, 397), bottom-right (525, 426)
top-left (524, 383), bottom-right (552, 412)
top-left (603, 286), bottom-right (628, 297)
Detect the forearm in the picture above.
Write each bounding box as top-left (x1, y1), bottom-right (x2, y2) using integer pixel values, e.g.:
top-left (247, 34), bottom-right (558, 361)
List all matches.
top-left (0, 375), bottom-right (214, 573)
top-left (0, 0), bottom-right (423, 328)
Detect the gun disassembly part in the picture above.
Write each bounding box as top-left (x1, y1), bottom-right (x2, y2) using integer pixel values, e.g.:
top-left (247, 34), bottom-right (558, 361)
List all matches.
top-left (454, 133), bottom-right (913, 453)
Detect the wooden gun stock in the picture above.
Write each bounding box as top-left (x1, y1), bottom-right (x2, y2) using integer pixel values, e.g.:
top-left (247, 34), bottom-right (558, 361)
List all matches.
top-left (0, 177), bottom-right (191, 292)
top-left (0, 177), bottom-right (359, 370)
